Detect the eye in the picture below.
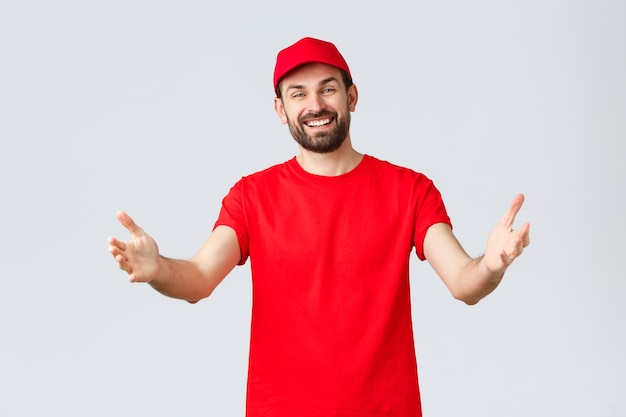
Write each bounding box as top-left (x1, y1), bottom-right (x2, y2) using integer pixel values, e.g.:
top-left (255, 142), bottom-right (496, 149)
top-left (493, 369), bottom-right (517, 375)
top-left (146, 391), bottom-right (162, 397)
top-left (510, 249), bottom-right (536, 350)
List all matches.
top-left (322, 87), bottom-right (336, 94)
top-left (291, 92), bottom-right (305, 99)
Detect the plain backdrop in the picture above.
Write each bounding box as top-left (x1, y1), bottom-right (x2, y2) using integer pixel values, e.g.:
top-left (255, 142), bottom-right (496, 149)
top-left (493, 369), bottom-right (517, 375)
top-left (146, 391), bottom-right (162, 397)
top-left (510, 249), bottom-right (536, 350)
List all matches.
top-left (1, 0), bottom-right (625, 416)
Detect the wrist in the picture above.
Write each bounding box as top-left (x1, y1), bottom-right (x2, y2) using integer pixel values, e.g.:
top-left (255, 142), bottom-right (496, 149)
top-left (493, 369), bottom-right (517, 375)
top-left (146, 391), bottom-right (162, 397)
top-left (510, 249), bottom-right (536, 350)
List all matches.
top-left (476, 255), bottom-right (505, 283)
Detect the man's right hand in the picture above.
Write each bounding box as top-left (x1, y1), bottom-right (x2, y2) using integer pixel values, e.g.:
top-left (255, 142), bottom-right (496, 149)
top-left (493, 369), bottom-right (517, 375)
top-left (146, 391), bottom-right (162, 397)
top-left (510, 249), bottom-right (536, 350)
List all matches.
top-left (108, 211), bottom-right (161, 283)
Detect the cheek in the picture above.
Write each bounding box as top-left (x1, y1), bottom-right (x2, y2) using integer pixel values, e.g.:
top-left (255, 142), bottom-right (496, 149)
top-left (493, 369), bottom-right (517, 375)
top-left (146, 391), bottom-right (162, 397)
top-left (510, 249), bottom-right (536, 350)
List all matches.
top-left (284, 108), bottom-right (299, 125)
top-left (282, 106), bottom-right (302, 125)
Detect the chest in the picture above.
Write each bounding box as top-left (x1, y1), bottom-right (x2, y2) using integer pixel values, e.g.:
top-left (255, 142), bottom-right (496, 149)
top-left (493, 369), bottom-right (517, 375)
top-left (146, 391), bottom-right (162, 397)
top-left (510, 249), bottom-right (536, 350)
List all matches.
top-left (245, 178), bottom-right (416, 269)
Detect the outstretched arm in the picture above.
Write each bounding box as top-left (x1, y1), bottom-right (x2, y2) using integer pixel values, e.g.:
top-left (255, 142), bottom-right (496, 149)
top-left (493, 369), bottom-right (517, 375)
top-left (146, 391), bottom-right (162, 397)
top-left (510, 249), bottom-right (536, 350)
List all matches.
top-left (108, 211), bottom-right (241, 303)
top-left (423, 194), bottom-right (530, 305)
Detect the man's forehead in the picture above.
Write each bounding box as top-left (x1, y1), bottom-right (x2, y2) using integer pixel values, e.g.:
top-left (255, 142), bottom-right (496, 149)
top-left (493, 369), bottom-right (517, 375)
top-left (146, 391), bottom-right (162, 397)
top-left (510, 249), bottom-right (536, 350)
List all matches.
top-left (281, 63), bottom-right (343, 87)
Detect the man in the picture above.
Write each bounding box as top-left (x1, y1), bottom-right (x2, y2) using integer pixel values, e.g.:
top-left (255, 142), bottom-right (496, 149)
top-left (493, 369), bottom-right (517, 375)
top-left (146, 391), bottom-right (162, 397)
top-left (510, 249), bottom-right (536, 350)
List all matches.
top-left (108, 37), bottom-right (530, 416)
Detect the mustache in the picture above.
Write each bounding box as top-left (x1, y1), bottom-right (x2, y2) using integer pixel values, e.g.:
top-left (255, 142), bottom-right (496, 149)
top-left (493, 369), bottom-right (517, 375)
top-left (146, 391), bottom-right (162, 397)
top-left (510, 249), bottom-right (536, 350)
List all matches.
top-left (299, 110), bottom-right (337, 124)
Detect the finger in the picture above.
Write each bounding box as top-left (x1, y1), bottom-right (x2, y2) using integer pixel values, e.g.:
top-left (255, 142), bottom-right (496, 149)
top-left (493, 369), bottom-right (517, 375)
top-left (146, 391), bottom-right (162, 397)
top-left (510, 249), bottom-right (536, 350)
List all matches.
top-left (115, 254), bottom-right (132, 274)
top-left (109, 245), bottom-right (128, 261)
top-left (108, 236), bottom-right (126, 252)
top-left (512, 222), bottom-right (530, 245)
top-left (502, 241), bottom-right (522, 266)
top-left (109, 245), bottom-right (122, 258)
top-left (500, 193), bottom-right (525, 229)
top-left (513, 232), bottom-right (526, 256)
top-left (116, 211), bottom-right (144, 238)
top-left (499, 249), bottom-right (513, 267)
top-left (519, 223), bottom-right (531, 247)
top-left (507, 225), bottom-right (530, 258)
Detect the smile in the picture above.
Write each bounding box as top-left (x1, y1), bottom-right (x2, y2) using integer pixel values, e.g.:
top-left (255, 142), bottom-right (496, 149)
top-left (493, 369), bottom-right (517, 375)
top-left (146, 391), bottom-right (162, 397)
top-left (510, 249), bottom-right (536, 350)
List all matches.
top-left (305, 118), bottom-right (333, 127)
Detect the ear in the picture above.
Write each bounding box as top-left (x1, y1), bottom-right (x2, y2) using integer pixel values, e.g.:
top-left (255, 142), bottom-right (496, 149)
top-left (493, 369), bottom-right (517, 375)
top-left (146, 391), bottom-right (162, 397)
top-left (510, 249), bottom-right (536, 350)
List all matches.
top-left (274, 97), bottom-right (288, 124)
top-left (348, 84), bottom-right (358, 112)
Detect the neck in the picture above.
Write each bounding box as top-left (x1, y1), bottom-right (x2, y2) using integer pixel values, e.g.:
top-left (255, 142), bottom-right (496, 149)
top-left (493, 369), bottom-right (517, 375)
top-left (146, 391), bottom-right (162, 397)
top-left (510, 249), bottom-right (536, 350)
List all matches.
top-left (296, 137), bottom-right (363, 176)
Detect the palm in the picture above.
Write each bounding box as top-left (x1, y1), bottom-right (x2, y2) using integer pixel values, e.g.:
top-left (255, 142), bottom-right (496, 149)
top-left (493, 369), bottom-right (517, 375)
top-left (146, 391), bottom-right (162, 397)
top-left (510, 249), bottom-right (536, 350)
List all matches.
top-left (108, 211), bottom-right (160, 283)
top-left (483, 194), bottom-right (530, 274)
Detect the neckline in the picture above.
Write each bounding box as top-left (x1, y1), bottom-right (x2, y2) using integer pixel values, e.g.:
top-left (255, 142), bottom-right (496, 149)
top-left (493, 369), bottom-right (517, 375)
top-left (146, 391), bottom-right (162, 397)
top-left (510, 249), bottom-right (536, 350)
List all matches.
top-left (287, 154), bottom-right (373, 185)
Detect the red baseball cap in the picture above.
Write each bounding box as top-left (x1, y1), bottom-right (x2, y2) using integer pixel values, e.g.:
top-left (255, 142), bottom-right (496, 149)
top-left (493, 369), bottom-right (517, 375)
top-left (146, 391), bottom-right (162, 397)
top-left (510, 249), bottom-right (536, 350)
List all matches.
top-left (273, 37), bottom-right (352, 92)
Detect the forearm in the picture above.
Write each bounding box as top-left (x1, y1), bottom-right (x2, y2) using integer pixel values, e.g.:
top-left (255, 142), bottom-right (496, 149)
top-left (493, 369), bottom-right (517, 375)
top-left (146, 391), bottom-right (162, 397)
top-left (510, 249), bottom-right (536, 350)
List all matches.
top-left (424, 196), bottom-right (529, 305)
top-left (452, 255), bottom-right (504, 305)
top-left (149, 256), bottom-right (219, 304)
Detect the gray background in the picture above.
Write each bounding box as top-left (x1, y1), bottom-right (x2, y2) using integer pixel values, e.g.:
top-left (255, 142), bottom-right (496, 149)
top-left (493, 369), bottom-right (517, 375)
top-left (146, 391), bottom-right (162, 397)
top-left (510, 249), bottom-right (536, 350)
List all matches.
top-left (1, 0), bottom-right (625, 416)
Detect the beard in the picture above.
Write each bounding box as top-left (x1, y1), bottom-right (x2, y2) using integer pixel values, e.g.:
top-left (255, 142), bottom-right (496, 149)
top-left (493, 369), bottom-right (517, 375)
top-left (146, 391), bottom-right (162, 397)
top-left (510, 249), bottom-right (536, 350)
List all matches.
top-left (286, 108), bottom-right (351, 154)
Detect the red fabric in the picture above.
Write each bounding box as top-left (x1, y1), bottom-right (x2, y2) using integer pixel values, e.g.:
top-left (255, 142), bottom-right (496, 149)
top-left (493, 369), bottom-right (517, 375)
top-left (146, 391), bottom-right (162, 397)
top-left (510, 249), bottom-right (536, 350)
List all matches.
top-left (215, 155), bottom-right (451, 416)
top-left (273, 37), bottom-right (352, 90)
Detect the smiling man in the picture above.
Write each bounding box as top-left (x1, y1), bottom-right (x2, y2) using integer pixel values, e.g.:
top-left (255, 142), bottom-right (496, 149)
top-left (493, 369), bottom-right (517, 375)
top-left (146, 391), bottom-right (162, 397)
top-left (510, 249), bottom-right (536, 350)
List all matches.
top-left (276, 64), bottom-right (354, 155)
top-left (108, 37), bottom-right (530, 416)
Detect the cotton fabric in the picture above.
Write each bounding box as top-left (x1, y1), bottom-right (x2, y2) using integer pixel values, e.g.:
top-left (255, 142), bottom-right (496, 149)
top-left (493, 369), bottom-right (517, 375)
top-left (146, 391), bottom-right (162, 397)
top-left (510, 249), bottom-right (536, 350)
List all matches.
top-left (215, 155), bottom-right (451, 416)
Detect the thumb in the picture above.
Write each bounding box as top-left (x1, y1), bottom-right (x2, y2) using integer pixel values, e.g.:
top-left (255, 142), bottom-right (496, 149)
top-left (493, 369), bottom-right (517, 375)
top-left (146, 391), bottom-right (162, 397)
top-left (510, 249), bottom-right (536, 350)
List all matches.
top-left (116, 211), bottom-right (144, 238)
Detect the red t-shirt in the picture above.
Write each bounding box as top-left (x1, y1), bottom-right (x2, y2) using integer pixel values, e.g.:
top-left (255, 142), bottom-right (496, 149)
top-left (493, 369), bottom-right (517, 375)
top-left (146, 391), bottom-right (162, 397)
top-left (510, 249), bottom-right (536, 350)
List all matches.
top-left (215, 155), bottom-right (451, 417)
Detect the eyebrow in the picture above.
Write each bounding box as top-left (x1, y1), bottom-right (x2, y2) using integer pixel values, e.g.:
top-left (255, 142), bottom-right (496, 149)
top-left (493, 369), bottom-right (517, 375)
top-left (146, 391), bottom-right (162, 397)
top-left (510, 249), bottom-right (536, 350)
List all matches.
top-left (285, 76), bottom-right (340, 93)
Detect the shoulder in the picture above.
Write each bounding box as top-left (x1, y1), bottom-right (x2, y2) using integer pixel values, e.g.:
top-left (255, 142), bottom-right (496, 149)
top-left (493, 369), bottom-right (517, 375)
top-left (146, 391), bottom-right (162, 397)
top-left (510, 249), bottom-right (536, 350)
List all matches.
top-left (235, 158), bottom-right (294, 185)
top-left (363, 155), bottom-right (433, 184)
top-left (227, 158), bottom-right (299, 200)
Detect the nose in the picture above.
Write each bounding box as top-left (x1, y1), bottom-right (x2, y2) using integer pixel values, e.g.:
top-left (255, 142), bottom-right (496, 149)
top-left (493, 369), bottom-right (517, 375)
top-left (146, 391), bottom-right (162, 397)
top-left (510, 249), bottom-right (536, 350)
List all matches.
top-left (305, 92), bottom-right (325, 114)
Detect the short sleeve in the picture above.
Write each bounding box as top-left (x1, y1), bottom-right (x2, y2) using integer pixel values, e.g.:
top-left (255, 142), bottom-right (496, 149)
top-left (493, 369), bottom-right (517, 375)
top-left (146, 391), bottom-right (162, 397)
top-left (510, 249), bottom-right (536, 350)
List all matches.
top-left (413, 179), bottom-right (452, 261)
top-left (213, 179), bottom-right (250, 265)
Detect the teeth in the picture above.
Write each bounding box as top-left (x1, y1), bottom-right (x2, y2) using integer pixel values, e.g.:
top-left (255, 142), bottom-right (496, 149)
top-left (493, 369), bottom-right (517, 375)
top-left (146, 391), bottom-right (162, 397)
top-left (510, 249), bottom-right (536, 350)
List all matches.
top-left (306, 118), bottom-right (332, 127)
